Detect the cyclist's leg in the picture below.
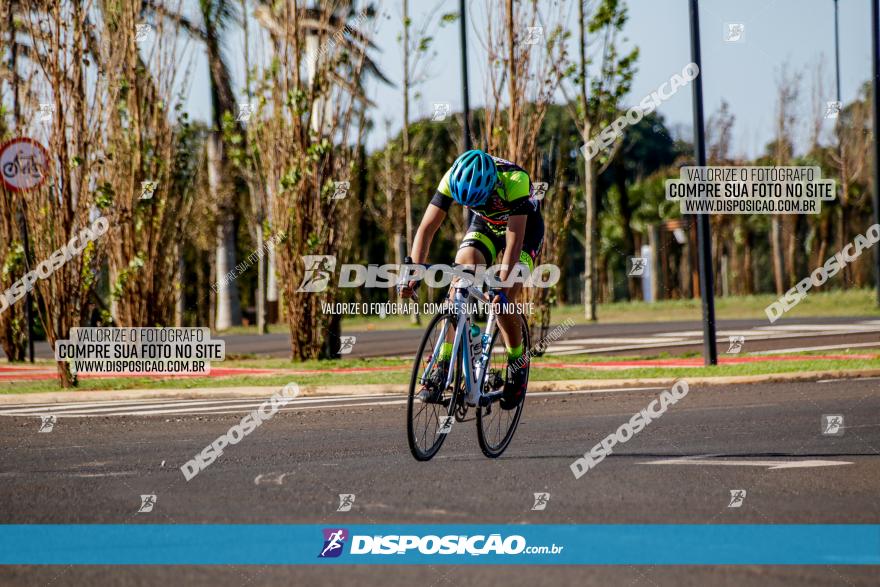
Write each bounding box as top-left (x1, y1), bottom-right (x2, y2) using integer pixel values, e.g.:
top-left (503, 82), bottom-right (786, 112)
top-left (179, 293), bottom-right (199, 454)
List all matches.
top-left (449, 224), bottom-right (493, 357)
top-left (497, 213), bottom-right (543, 409)
top-left (415, 229), bottom-right (491, 403)
top-left (418, 220), bottom-right (495, 401)
top-left (455, 215), bottom-right (498, 296)
top-left (496, 212), bottom-right (543, 359)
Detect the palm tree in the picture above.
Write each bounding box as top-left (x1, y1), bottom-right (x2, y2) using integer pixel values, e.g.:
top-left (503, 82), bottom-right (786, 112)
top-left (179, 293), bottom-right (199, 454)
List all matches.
top-left (143, 0), bottom-right (244, 329)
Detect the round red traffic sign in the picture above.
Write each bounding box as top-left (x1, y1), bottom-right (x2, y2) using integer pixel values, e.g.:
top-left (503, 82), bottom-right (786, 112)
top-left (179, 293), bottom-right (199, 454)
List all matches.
top-left (0, 137), bottom-right (50, 192)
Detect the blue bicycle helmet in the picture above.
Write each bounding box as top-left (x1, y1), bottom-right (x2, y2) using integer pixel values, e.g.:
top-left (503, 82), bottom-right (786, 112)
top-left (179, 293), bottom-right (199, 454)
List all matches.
top-left (448, 150), bottom-right (497, 207)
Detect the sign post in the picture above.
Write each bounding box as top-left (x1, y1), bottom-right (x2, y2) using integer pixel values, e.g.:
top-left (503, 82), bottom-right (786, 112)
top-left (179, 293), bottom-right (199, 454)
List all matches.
top-left (1, 137), bottom-right (50, 362)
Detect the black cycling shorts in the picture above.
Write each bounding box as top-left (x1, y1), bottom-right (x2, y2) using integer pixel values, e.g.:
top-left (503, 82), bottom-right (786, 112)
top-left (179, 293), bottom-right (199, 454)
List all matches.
top-left (458, 213), bottom-right (544, 270)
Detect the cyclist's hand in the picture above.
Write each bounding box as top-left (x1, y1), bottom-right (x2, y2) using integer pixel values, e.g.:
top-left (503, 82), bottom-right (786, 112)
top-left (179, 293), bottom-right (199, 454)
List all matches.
top-left (398, 256), bottom-right (422, 299)
top-left (398, 280), bottom-right (419, 299)
top-left (491, 289), bottom-right (511, 312)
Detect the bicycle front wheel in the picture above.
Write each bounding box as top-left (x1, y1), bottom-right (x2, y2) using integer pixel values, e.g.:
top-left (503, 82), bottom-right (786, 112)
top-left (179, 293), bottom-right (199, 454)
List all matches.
top-left (476, 313), bottom-right (530, 458)
top-left (406, 311), bottom-right (463, 461)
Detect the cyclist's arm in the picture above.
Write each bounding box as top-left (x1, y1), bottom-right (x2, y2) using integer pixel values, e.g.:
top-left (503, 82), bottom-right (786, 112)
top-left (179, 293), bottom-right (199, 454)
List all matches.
top-left (496, 170), bottom-right (533, 292)
top-left (411, 203), bottom-right (447, 264)
top-left (499, 214), bottom-right (527, 290)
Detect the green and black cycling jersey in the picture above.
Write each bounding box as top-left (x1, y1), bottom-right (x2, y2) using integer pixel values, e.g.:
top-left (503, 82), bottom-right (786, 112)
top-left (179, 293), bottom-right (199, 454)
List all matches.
top-left (430, 155), bottom-right (544, 270)
top-left (429, 155), bottom-right (541, 236)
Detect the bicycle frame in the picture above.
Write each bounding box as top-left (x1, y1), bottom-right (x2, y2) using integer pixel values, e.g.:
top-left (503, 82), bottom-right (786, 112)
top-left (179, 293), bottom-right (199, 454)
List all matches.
top-left (420, 283), bottom-right (503, 407)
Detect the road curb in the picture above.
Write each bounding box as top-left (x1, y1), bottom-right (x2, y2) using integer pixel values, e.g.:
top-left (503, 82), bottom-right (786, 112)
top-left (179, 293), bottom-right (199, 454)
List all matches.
top-left (529, 368), bottom-right (880, 391)
top-left (2, 368), bottom-right (879, 405)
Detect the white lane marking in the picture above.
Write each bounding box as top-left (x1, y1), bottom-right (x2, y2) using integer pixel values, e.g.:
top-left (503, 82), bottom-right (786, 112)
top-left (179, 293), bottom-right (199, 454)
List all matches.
top-left (0, 393), bottom-right (399, 415)
top-left (547, 341), bottom-right (699, 354)
top-left (0, 386), bottom-right (396, 412)
top-left (39, 399), bottom-right (411, 417)
top-left (542, 345), bottom-right (592, 353)
top-left (0, 398), bottom-right (276, 415)
top-left (254, 472), bottom-right (293, 486)
top-left (818, 376), bottom-right (880, 383)
top-left (716, 330), bottom-right (763, 337)
top-left (674, 403), bottom-right (780, 413)
top-left (4, 399), bottom-right (403, 417)
top-left (0, 387), bottom-right (667, 417)
top-left (65, 472), bottom-right (137, 478)
top-left (556, 329), bottom-right (880, 355)
top-left (754, 324), bottom-right (880, 332)
top-left (527, 387), bottom-right (666, 398)
top-left (755, 342), bottom-right (880, 355)
top-left (555, 337), bottom-right (689, 345)
top-left (642, 456), bottom-right (853, 469)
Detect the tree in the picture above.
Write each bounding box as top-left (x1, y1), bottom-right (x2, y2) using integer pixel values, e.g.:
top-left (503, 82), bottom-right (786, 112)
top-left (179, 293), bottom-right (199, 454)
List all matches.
top-left (480, 0), bottom-right (569, 340)
top-left (564, 0), bottom-right (638, 319)
top-left (769, 64), bottom-right (801, 294)
top-left (0, 0), bottom-right (28, 361)
top-left (397, 1), bottom-right (453, 324)
top-left (145, 0), bottom-right (246, 330)
top-left (603, 113), bottom-right (678, 300)
top-left (9, 0), bottom-right (118, 386)
top-left (103, 4), bottom-right (199, 327)
top-left (248, 1), bottom-right (383, 359)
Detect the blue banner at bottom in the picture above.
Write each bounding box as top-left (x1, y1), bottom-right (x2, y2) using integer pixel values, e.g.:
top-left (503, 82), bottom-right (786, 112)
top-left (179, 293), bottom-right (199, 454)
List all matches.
top-left (0, 524), bottom-right (877, 565)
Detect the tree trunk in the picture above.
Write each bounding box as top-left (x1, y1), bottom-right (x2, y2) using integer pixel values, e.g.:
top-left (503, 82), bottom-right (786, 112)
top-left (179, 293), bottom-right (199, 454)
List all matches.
top-left (266, 183), bottom-right (279, 323)
top-left (770, 216), bottom-right (785, 295)
top-left (784, 216), bottom-right (799, 288)
top-left (256, 226), bottom-right (267, 333)
top-left (175, 246), bottom-right (184, 327)
top-left (505, 0), bottom-right (519, 159)
top-left (578, 0), bottom-right (597, 320)
top-left (210, 134), bottom-right (242, 330)
top-left (617, 172), bottom-right (637, 300)
top-left (402, 0), bottom-right (419, 325)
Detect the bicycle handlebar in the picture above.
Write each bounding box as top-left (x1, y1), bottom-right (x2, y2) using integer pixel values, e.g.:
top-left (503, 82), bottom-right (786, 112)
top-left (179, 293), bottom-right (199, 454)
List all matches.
top-left (398, 257), bottom-right (506, 307)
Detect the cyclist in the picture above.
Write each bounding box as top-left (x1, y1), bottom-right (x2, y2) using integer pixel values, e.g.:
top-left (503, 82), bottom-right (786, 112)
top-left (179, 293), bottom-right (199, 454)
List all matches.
top-left (399, 149), bottom-right (544, 410)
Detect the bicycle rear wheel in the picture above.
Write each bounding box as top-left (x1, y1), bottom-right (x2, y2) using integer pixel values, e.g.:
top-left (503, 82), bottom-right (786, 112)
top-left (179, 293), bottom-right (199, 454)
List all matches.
top-left (476, 313), bottom-right (530, 458)
top-left (406, 311), bottom-right (464, 461)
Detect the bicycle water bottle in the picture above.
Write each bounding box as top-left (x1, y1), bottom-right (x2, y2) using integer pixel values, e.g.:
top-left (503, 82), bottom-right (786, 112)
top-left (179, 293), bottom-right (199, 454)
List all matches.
top-left (481, 332), bottom-right (491, 353)
top-left (469, 323), bottom-right (482, 360)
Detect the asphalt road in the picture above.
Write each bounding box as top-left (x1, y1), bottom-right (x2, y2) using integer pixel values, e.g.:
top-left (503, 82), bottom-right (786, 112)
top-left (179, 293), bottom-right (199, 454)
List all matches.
top-left (216, 315), bottom-right (880, 358)
top-left (0, 377), bottom-right (878, 585)
top-left (5, 316), bottom-right (879, 361)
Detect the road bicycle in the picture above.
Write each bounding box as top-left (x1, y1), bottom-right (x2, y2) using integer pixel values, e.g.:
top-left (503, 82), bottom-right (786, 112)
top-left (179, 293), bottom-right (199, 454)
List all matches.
top-left (401, 260), bottom-right (530, 461)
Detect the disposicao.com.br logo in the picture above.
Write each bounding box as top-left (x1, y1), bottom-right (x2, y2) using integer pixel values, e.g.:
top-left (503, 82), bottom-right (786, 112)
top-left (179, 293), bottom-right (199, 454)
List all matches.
top-left (318, 528), bottom-right (563, 558)
top-left (296, 255), bottom-right (560, 292)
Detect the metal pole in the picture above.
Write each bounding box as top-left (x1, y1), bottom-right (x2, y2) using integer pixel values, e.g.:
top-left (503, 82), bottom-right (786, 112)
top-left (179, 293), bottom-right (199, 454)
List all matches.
top-left (459, 0), bottom-right (472, 226)
top-left (834, 0), bottom-right (842, 104)
top-left (688, 0), bottom-right (717, 365)
top-left (872, 0), bottom-right (880, 306)
top-left (459, 0), bottom-right (471, 151)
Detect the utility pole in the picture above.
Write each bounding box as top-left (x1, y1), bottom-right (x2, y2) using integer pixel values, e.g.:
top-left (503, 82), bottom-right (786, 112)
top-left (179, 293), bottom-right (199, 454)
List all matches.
top-left (871, 0), bottom-right (880, 305)
top-left (688, 0), bottom-right (718, 365)
top-left (459, 0), bottom-right (472, 152)
top-left (834, 0), bottom-right (842, 105)
top-left (459, 0), bottom-right (473, 227)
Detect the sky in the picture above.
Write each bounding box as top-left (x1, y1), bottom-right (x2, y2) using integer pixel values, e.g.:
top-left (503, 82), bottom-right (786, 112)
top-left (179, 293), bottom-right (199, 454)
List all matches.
top-left (181, 0), bottom-right (874, 160)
